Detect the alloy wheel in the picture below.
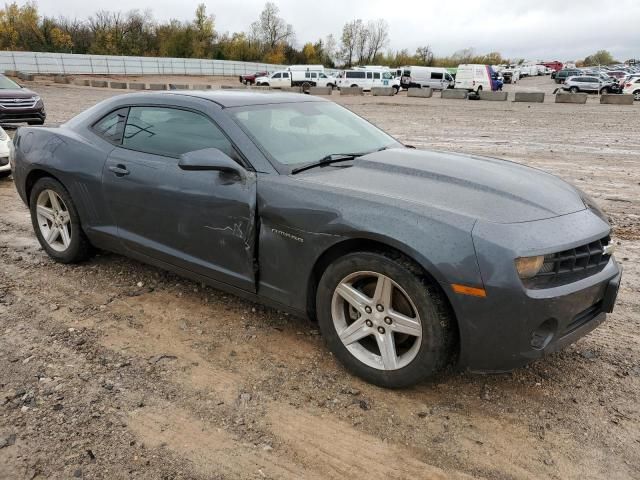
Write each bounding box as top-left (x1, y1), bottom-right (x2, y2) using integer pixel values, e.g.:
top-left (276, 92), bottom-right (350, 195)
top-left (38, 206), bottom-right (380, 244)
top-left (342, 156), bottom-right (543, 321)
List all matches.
top-left (36, 189), bottom-right (72, 252)
top-left (331, 271), bottom-right (422, 370)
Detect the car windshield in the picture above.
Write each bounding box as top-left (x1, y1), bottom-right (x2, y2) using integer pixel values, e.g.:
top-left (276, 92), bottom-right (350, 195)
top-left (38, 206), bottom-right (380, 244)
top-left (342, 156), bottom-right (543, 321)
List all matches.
top-left (230, 101), bottom-right (401, 167)
top-left (0, 75), bottom-right (20, 89)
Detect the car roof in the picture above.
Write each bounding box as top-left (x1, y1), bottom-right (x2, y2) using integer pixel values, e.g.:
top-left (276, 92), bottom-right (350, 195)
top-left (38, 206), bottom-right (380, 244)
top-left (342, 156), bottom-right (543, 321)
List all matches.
top-left (152, 89), bottom-right (327, 108)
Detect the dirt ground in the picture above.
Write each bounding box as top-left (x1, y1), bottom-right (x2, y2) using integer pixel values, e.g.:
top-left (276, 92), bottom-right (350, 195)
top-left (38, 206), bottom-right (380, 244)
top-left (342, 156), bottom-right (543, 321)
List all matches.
top-left (1, 75), bottom-right (639, 480)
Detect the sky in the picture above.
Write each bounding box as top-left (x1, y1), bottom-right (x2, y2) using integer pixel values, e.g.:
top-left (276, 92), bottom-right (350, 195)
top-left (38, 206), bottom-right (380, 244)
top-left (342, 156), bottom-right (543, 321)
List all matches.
top-left (33, 0), bottom-right (639, 61)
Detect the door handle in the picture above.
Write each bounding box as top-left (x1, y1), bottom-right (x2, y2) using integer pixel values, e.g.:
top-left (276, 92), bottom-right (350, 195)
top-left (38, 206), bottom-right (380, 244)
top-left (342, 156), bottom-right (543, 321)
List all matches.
top-left (108, 164), bottom-right (129, 176)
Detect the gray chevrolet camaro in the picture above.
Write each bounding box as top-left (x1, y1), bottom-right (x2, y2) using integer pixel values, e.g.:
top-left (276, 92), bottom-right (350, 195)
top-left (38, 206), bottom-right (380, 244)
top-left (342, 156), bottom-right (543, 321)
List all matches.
top-left (11, 91), bottom-right (622, 387)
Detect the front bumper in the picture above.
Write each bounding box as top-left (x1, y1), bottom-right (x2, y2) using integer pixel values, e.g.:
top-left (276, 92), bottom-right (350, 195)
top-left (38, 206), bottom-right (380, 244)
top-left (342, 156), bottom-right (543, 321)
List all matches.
top-left (0, 107), bottom-right (46, 124)
top-left (450, 209), bottom-right (621, 372)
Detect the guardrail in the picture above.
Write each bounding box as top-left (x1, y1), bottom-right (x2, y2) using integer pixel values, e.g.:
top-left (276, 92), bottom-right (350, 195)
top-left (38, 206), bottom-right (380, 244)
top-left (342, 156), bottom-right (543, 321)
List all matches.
top-left (0, 51), bottom-right (287, 76)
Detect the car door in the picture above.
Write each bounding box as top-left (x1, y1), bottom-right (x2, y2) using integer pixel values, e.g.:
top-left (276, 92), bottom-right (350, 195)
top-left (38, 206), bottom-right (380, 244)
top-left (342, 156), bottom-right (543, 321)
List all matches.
top-left (101, 105), bottom-right (257, 292)
top-left (280, 71), bottom-right (291, 87)
top-left (269, 72), bottom-right (282, 87)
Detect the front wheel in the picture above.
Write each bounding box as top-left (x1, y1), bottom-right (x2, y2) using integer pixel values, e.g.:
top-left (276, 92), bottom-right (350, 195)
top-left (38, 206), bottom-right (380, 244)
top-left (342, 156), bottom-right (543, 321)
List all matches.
top-left (392, 85), bottom-right (399, 95)
top-left (29, 177), bottom-right (93, 263)
top-left (570, 86), bottom-right (579, 93)
top-left (316, 251), bottom-right (454, 388)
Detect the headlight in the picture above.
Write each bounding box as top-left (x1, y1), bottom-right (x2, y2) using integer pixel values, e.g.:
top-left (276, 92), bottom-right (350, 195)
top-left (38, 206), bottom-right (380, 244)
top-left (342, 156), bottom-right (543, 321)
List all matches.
top-left (515, 256), bottom-right (544, 279)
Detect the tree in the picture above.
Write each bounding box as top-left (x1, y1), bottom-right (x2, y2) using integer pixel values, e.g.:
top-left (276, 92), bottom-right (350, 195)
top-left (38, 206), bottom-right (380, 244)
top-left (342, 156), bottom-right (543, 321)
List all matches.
top-left (340, 19), bottom-right (361, 67)
top-left (415, 45), bottom-right (433, 65)
top-left (583, 50), bottom-right (616, 66)
top-left (364, 19), bottom-right (388, 63)
top-left (192, 3), bottom-right (215, 58)
top-left (251, 2), bottom-right (293, 50)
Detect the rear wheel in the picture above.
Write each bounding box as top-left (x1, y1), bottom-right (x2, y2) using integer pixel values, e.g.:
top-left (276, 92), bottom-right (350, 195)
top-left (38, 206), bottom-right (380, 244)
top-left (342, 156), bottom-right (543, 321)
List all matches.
top-left (29, 177), bottom-right (93, 263)
top-left (316, 251), bottom-right (454, 388)
top-left (633, 90), bottom-right (640, 101)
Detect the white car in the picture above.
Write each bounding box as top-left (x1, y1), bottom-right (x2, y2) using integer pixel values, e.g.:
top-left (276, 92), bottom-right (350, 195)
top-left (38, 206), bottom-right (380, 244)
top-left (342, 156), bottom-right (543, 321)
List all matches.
top-left (0, 127), bottom-right (11, 178)
top-left (622, 77), bottom-right (640, 100)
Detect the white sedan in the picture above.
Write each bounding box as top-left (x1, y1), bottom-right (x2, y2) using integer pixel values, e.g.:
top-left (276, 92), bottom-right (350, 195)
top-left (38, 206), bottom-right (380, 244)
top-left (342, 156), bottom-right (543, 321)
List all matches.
top-left (622, 77), bottom-right (640, 100)
top-left (0, 127), bottom-right (11, 178)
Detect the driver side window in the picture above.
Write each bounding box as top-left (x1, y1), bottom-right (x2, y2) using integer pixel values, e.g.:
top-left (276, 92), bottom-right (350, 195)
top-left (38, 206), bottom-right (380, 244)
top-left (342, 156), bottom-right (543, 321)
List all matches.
top-left (122, 106), bottom-right (239, 160)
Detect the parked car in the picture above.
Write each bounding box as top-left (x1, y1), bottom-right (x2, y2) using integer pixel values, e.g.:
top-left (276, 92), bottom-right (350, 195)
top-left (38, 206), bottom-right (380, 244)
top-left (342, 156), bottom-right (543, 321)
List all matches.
top-left (554, 69), bottom-right (583, 84)
top-left (622, 77), bottom-right (640, 100)
top-left (0, 126), bottom-right (11, 178)
top-left (239, 71), bottom-right (269, 85)
top-left (336, 68), bottom-right (400, 93)
top-left (562, 76), bottom-right (617, 94)
top-left (398, 66), bottom-right (454, 90)
top-left (10, 91), bottom-right (622, 388)
top-left (0, 74), bottom-right (46, 125)
top-left (255, 67), bottom-right (335, 91)
top-left (454, 64), bottom-right (496, 93)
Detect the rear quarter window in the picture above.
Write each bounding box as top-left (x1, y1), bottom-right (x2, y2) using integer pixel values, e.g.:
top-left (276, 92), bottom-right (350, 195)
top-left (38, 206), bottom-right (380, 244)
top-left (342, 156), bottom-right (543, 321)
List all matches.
top-left (92, 108), bottom-right (128, 144)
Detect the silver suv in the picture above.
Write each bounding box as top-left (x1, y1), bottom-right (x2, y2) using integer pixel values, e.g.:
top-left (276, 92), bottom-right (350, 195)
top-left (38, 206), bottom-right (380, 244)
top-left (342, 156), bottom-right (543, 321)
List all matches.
top-left (562, 76), bottom-right (616, 94)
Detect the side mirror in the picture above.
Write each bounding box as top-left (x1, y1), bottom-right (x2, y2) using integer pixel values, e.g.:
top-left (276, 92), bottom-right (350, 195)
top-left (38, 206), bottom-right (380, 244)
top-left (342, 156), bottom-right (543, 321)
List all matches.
top-left (178, 148), bottom-right (245, 179)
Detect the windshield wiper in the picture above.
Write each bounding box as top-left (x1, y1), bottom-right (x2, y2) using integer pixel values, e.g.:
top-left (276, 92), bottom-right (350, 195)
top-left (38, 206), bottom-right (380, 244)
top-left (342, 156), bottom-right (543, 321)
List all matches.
top-left (290, 153), bottom-right (365, 175)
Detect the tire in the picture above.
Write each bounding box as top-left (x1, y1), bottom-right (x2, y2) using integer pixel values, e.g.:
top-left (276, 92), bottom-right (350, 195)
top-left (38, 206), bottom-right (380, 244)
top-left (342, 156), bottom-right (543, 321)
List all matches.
top-left (570, 86), bottom-right (579, 93)
top-left (476, 86), bottom-right (482, 93)
top-left (302, 82), bottom-right (311, 93)
top-left (392, 85), bottom-right (399, 95)
top-left (316, 251), bottom-right (454, 388)
top-left (633, 90), bottom-right (640, 101)
top-left (29, 177), bottom-right (93, 263)
top-left (600, 87), bottom-right (609, 95)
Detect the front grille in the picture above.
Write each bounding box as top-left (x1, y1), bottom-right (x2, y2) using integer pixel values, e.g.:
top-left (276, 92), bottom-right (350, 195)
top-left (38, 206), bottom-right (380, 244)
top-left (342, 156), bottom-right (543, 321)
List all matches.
top-left (524, 236), bottom-right (612, 288)
top-left (0, 98), bottom-right (37, 109)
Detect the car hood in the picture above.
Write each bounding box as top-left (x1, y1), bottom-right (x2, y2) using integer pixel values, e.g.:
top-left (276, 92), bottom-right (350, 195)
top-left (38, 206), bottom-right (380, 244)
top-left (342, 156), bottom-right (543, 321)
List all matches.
top-left (295, 149), bottom-right (586, 224)
top-left (0, 87), bottom-right (37, 98)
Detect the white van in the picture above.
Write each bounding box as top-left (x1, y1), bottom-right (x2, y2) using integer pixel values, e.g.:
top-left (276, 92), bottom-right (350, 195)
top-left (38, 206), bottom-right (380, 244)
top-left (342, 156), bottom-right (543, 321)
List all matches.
top-left (336, 68), bottom-right (400, 93)
top-left (454, 64), bottom-right (496, 93)
top-left (399, 66), bottom-right (454, 90)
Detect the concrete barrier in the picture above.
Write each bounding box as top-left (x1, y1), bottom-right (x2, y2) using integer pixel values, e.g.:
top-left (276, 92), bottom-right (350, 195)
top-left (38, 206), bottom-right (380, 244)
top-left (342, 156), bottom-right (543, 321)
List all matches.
top-left (407, 88), bottom-right (433, 98)
top-left (109, 81), bottom-right (128, 90)
top-left (249, 85), bottom-right (271, 91)
top-left (90, 80), bottom-right (108, 88)
top-left (54, 75), bottom-right (70, 84)
top-left (479, 91), bottom-right (508, 101)
top-left (17, 72), bottom-right (34, 81)
top-left (371, 87), bottom-right (394, 96)
top-left (340, 87), bottom-right (363, 96)
top-left (600, 94), bottom-right (634, 105)
top-left (128, 82), bottom-right (146, 90)
top-left (73, 78), bottom-right (90, 87)
top-left (169, 83), bottom-right (189, 90)
top-left (148, 83), bottom-right (167, 90)
top-left (281, 86), bottom-right (303, 93)
top-left (308, 86), bottom-right (332, 95)
top-left (4, 70), bottom-right (18, 77)
top-left (441, 89), bottom-right (468, 99)
top-left (192, 84), bottom-right (212, 90)
top-left (555, 93), bottom-right (587, 104)
top-left (514, 92), bottom-right (545, 103)
top-left (221, 84), bottom-right (247, 89)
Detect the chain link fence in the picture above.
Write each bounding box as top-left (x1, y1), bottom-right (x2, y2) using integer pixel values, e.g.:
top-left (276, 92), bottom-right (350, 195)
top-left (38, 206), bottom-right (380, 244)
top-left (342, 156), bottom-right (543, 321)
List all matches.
top-left (0, 51), bottom-right (287, 76)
